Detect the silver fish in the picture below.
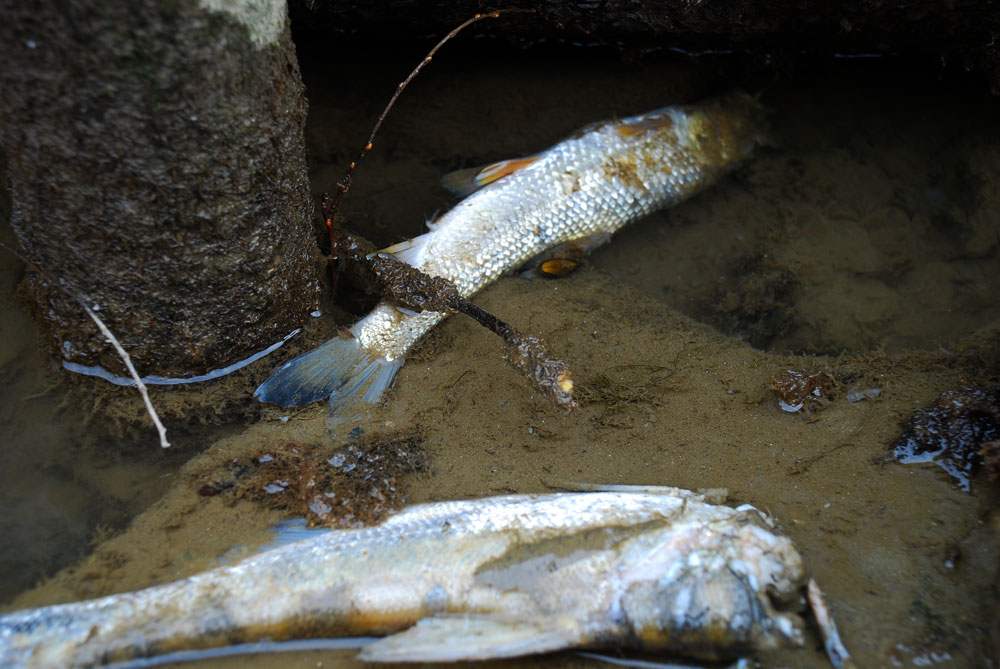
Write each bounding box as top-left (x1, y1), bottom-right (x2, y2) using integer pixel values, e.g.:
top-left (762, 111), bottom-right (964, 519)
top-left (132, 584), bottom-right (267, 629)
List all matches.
top-left (255, 93), bottom-right (764, 408)
top-left (0, 486), bottom-right (810, 667)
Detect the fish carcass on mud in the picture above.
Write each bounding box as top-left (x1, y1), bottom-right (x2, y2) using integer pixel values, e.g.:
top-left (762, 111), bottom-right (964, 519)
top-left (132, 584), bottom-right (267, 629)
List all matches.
top-left (0, 486), bottom-right (833, 667)
top-left (255, 92), bottom-right (765, 409)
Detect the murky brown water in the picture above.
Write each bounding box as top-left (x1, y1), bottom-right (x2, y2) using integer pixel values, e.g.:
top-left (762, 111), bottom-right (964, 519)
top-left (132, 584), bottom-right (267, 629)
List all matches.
top-left (2, 29), bottom-right (999, 669)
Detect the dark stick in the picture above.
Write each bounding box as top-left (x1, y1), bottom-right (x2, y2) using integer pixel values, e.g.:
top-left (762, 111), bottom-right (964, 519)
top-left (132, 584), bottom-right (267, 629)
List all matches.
top-left (454, 300), bottom-right (514, 340)
top-left (314, 9), bottom-right (572, 409)
top-left (323, 231), bottom-right (575, 409)
top-left (457, 300), bottom-right (576, 410)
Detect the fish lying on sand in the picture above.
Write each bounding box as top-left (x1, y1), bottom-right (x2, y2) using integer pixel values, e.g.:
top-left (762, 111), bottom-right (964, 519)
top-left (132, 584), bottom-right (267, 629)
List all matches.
top-left (255, 92), bottom-right (764, 408)
top-left (0, 485), bottom-right (849, 667)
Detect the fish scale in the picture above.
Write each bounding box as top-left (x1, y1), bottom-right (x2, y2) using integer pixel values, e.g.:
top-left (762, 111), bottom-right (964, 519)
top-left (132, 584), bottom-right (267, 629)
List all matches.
top-left (255, 92), bottom-right (764, 409)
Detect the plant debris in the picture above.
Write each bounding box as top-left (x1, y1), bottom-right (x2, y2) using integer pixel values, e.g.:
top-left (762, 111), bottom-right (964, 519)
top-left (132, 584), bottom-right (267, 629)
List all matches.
top-left (701, 253), bottom-right (797, 350)
top-left (892, 386), bottom-right (1000, 491)
top-left (982, 440), bottom-right (1000, 481)
top-left (200, 432), bottom-right (427, 527)
top-left (770, 369), bottom-right (835, 413)
top-left (575, 366), bottom-right (670, 428)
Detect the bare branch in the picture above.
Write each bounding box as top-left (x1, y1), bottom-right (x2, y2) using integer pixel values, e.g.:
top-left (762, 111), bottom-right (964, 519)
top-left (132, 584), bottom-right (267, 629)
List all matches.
top-left (78, 302), bottom-right (170, 448)
top-left (324, 8), bottom-right (534, 234)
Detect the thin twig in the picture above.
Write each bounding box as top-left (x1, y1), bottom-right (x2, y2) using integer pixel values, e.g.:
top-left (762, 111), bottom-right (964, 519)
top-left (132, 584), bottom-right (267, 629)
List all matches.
top-left (80, 302), bottom-right (170, 448)
top-left (0, 241), bottom-right (170, 448)
top-left (325, 7), bottom-right (534, 242)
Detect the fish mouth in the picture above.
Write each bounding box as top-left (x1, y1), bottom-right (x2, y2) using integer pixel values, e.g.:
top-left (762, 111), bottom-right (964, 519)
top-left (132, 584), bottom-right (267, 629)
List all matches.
top-left (682, 90), bottom-right (768, 167)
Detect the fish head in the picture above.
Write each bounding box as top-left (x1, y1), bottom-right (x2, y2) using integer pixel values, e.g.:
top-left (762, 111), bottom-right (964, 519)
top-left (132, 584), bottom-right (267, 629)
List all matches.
top-left (678, 91), bottom-right (767, 171)
top-left (616, 509), bottom-right (806, 658)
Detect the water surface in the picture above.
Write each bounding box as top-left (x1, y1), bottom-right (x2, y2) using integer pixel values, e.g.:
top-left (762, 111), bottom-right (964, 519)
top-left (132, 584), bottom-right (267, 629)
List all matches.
top-left (2, 31), bottom-right (998, 668)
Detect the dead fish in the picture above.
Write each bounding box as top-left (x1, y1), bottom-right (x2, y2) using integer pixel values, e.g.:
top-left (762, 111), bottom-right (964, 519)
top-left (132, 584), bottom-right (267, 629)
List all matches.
top-left (255, 92), bottom-right (764, 408)
top-left (0, 486), bottom-right (821, 668)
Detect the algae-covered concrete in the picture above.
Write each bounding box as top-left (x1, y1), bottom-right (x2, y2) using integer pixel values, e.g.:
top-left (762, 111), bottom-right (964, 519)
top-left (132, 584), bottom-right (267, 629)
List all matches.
top-left (0, 0), bottom-right (320, 378)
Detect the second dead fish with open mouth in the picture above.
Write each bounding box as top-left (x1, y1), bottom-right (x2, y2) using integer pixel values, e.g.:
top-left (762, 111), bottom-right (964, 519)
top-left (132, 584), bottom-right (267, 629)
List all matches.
top-left (0, 485), bottom-right (850, 667)
top-left (254, 92), bottom-right (765, 410)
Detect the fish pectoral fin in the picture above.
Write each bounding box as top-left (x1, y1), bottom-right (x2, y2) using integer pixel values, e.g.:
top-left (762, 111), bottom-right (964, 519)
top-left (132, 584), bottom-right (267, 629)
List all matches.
top-left (441, 156), bottom-right (541, 196)
top-left (518, 232), bottom-right (614, 278)
top-left (358, 614), bottom-right (582, 662)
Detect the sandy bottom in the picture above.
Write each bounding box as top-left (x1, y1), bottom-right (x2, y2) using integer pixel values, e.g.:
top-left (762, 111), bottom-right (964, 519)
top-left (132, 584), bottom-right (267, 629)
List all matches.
top-left (2, 36), bottom-right (999, 668)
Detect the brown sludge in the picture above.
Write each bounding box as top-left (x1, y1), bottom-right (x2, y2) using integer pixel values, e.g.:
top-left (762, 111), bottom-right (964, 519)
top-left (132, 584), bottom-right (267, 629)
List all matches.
top-left (892, 385), bottom-right (1000, 491)
top-left (208, 433), bottom-right (428, 528)
top-left (770, 369), bottom-right (836, 412)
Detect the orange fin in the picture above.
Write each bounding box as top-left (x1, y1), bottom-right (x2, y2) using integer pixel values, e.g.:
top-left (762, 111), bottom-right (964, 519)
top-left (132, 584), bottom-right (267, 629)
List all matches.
top-left (616, 111), bottom-right (674, 138)
top-left (441, 156), bottom-right (541, 196)
top-left (518, 232), bottom-right (613, 279)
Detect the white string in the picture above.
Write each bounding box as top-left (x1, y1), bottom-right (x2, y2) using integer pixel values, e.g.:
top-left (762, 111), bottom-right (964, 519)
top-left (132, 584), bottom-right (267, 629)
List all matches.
top-left (79, 301), bottom-right (170, 448)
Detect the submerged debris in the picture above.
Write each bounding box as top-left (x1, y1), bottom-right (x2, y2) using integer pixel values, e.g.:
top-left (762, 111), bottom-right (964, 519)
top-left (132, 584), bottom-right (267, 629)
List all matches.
top-left (702, 253), bottom-right (797, 350)
top-left (501, 330), bottom-right (575, 408)
top-left (845, 387), bottom-right (882, 403)
top-left (808, 578), bottom-right (855, 669)
top-left (201, 433), bottom-right (427, 527)
top-left (982, 440), bottom-right (1000, 481)
top-left (576, 367), bottom-right (670, 428)
top-left (891, 385), bottom-right (1000, 491)
top-left (770, 369), bottom-right (835, 412)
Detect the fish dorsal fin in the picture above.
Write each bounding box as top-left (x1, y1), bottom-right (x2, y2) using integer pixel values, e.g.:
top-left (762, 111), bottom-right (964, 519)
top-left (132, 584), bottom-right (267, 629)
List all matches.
top-left (442, 155), bottom-right (541, 197)
top-left (379, 230), bottom-right (434, 266)
top-left (541, 481), bottom-right (728, 504)
top-left (616, 111), bottom-right (674, 138)
top-left (358, 615), bottom-right (582, 662)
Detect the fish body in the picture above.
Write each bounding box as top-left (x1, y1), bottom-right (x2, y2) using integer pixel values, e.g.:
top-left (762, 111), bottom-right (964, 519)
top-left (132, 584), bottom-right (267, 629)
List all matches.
top-left (0, 487), bottom-right (807, 667)
top-left (255, 93), bottom-right (764, 408)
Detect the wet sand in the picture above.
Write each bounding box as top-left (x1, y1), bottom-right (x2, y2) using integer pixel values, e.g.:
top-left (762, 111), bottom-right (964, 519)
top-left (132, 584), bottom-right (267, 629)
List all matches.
top-left (3, 36), bottom-right (999, 668)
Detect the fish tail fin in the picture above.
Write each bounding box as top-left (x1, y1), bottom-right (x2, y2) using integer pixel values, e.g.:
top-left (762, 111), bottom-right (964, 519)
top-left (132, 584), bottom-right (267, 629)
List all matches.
top-left (254, 335), bottom-right (403, 409)
top-left (379, 230), bottom-right (434, 267)
top-left (267, 518), bottom-right (330, 549)
top-left (331, 353), bottom-right (404, 406)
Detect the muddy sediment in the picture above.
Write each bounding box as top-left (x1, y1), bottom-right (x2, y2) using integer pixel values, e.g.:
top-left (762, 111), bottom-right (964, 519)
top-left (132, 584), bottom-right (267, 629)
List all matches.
top-left (8, 269), bottom-right (999, 667)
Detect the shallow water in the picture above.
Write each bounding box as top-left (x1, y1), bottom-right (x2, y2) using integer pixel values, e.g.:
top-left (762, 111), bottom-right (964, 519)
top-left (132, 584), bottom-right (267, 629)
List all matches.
top-left (0, 188), bottom-right (188, 602)
top-left (2, 30), bottom-right (999, 668)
